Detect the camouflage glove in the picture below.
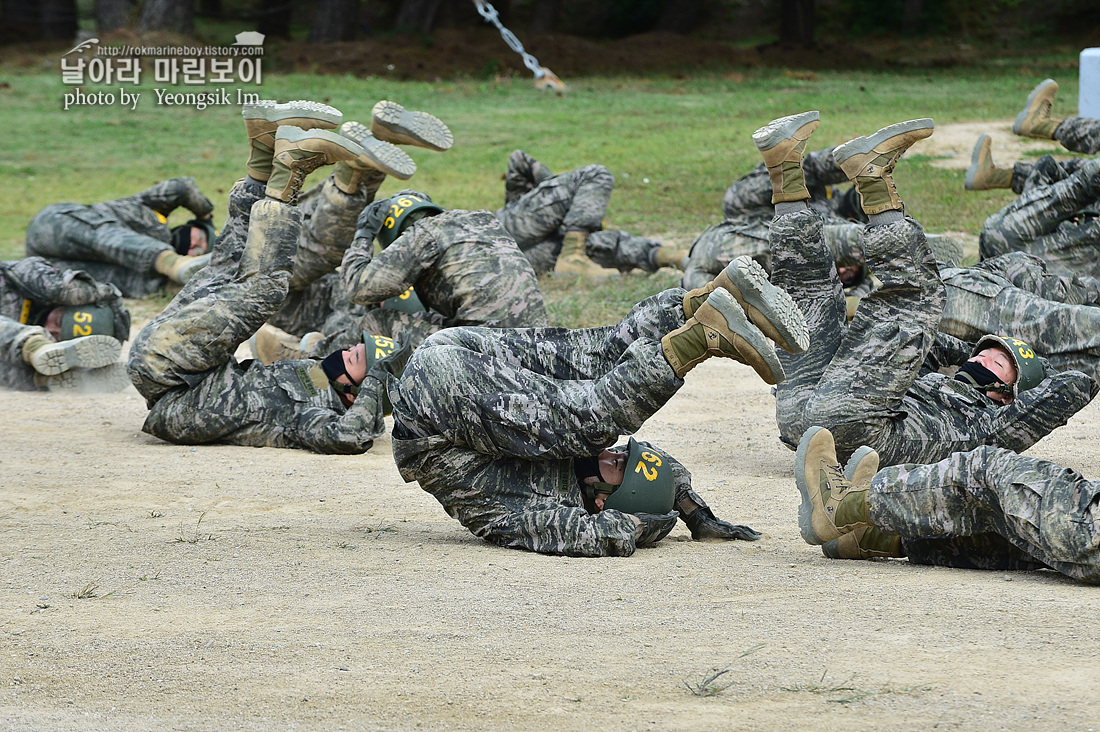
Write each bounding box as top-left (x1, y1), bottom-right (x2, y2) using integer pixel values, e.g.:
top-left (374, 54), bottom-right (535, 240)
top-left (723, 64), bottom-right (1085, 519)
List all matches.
top-left (633, 511), bottom-right (679, 547)
top-left (352, 197), bottom-right (390, 253)
top-left (96, 284), bottom-right (132, 343)
top-left (180, 177), bottom-right (215, 218)
top-left (683, 506), bottom-right (761, 542)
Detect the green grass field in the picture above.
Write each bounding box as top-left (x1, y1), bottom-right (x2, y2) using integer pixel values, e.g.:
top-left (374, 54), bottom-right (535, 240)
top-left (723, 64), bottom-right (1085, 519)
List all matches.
top-left (0, 56), bottom-right (1081, 326)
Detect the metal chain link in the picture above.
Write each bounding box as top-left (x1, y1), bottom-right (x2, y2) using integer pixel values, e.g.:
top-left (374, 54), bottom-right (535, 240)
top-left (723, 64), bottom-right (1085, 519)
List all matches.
top-left (471, 0), bottom-right (566, 90)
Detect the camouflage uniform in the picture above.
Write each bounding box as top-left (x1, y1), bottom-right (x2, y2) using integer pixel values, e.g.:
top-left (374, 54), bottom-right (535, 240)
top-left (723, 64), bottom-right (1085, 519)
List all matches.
top-left (939, 251), bottom-right (1100, 380)
top-left (1052, 116), bottom-right (1100, 156)
top-left (495, 150), bottom-right (624, 275)
top-left (721, 146), bottom-right (862, 222)
top-left (770, 209), bottom-right (1096, 467)
top-left (24, 178), bottom-right (214, 298)
top-left (335, 208), bottom-right (549, 352)
top-left (126, 177), bottom-right (387, 454)
top-left (389, 289), bottom-right (692, 557)
top-left (871, 445), bottom-right (1100, 583)
top-left (979, 156), bottom-right (1100, 277)
top-left (0, 257), bottom-right (131, 390)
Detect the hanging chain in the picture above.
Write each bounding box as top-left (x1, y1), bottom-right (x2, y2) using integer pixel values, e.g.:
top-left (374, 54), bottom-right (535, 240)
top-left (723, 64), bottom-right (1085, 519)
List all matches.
top-left (471, 0), bottom-right (567, 91)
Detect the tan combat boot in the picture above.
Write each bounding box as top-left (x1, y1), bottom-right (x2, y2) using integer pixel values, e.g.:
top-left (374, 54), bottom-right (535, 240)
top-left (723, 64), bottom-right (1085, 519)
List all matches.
top-left (41, 363), bottom-right (131, 393)
top-left (249, 324), bottom-right (313, 365)
top-left (965, 134), bottom-right (1013, 191)
top-left (833, 118), bottom-right (934, 215)
top-left (370, 100), bottom-right (454, 151)
top-left (266, 127), bottom-right (377, 204)
top-left (661, 289), bottom-right (785, 384)
top-left (683, 255), bottom-right (809, 354)
top-left (653, 246), bottom-right (689, 270)
top-left (1013, 79), bottom-right (1063, 140)
top-left (334, 121), bottom-right (417, 191)
top-left (242, 100), bottom-right (342, 181)
top-left (794, 426), bottom-right (872, 546)
top-left (553, 230), bottom-right (610, 277)
top-left (821, 445), bottom-right (904, 559)
top-left (22, 333), bottom-right (121, 376)
top-left (752, 110), bottom-right (820, 204)
top-left (155, 251), bottom-right (211, 284)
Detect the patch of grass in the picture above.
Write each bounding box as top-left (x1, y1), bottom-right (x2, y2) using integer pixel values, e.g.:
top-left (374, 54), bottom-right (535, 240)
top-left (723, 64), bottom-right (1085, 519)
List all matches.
top-left (782, 671), bottom-right (935, 704)
top-left (683, 643), bottom-right (764, 697)
top-left (176, 511), bottom-right (215, 544)
top-left (71, 581), bottom-right (103, 599)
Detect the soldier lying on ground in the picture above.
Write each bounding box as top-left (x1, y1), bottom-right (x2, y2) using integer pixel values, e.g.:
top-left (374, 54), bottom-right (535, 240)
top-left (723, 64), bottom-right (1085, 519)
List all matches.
top-left (793, 425), bottom-right (1100, 583)
top-left (756, 111), bottom-right (1096, 471)
top-left (388, 252), bottom-right (809, 557)
top-left (24, 178), bottom-right (216, 297)
top-left (263, 100), bottom-right (453, 336)
top-left (0, 257), bottom-right (131, 392)
top-left (250, 188), bottom-right (551, 363)
top-left (127, 103), bottom-right (410, 454)
top-left (495, 150), bottom-right (689, 277)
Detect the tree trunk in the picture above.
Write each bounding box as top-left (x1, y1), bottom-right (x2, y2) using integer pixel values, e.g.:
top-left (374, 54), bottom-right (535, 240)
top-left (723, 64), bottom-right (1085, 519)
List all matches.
top-left (392, 0), bottom-right (442, 34)
top-left (308, 0), bottom-right (358, 41)
top-left (527, 0), bottom-right (561, 33)
top-left (139, 0), bottom-right (194, 34)
top-left (778, 0), bottom-right (814, 46)
top-left (656, 0), bottom-right (701, 34)
top-left (256, 0), bottom-right (293, 38)
top-left (40, 0), bottom-right (78, 40)
top-left (95, 0), bottom-right (132, 32)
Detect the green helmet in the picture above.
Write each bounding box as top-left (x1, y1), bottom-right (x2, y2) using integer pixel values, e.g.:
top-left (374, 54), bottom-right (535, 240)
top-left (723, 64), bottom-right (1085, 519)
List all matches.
top-left (600, 438), bottom-right (676, 515)
top-left (972, 335), bottom-right (1044, 397)
top-left (380, 285), bottom-right (426, 314)
top-left (58, 305), bottom-right (115, 341)
top-left (376, 191), bottom-right (444, 249)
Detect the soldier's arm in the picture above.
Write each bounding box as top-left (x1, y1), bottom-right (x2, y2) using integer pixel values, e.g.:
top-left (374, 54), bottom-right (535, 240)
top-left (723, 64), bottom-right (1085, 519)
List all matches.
top-left (293, 382), bottom-right (388, 454)
top-left (987, 367), bottom-right (1098, 453)
top-left (130, 177), bottom-right (215, 218)
top-left (6, 257), bottom-right (116, 307)
top-left (341, 231), bottom-right (433, 307)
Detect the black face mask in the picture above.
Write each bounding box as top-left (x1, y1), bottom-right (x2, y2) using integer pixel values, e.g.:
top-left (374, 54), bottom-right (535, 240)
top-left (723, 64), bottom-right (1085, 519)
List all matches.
top-left (955, 360), bottom-right (1011, 394)
top-left (573, 454), bottom-right (601, 486)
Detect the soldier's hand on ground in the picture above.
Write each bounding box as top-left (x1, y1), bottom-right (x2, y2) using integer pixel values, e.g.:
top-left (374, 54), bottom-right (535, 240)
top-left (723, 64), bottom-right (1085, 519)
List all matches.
top-left (684, 506), bottom-right (762, 541)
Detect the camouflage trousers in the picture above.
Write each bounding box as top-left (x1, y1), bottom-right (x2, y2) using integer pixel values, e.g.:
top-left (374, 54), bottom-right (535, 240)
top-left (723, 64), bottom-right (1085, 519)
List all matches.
top-left (1054, 115), bottom-right (1100, 156)
top-left (721, 147), bottom-right (852, 220)
top-left (128, 178), bottom-right (299, 405)
top-left (25, 204), bottom-right (172, 297)
top-left (0, 317), bottom-right (45, 391)
top-left (771, 210), bottom-right (944, 459)
top-left (872, 445), bottom-right (1100, 584)
top-left (681, 217), bottom-right (864, 290)
top-left (496, 163), bottom-right (614, 275)
top-left (940, 252), bottom-right (1100, 380)
top-left (390, 289), bottom-right (686, 556)
top-left (980, 157), bottom-right (1100, 277)
top-left (584, 229), bottom-right (663, 274)
top-left (1008, 156), bottom-right (1090, 196)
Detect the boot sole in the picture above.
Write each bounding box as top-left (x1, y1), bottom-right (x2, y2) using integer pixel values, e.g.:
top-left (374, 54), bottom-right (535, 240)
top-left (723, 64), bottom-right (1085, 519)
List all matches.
top-left (370, 101), bottom-right (454, 151)
top-left (832, 118), bottom-right (935, 167)
top-left (32, 335), bottom-right (120, 376)
top-left (46, 363), bottom-right (132, 393)
top-left (723, 256), bottom-right (809, 354)
top-left (752, 110), bottom-right (820, 151)
top-left (275, 125), bottom-right (414, 179)
top-left (243, 100), bottom-right (342, 126)
top-left (339, 121), bottom-right (417, 180)
top-left (707, 289), bottom-right (785, 385)
top-left (964, 134), bottom-right (990, 191)
top-left (176, 253), bottom-right (212, 284)
top-left (794, 425), bottom-right (830, 545)
top-left (1013, 79), bottom-right (1057, 135)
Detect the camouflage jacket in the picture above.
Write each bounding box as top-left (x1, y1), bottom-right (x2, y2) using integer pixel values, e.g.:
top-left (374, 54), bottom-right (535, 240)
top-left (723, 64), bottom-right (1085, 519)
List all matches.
top-left (0, 257), bottom-right (130, 342)
top-left (341, 209), bottom-right (548, 329)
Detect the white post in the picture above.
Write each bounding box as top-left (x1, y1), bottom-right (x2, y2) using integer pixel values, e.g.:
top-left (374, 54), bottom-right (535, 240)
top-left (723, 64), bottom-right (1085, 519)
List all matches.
top-left (1081, 48), bottom-right (1100, 117)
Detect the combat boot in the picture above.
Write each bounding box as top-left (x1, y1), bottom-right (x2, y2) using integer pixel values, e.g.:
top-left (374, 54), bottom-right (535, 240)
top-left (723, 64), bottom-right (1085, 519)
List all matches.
top-left (22, 333), bottom-right (120, 376)
top-left (370, 100), bottom-right (454, 151)
top-left (553, 230), bottom-right (609, 277)
top-left (1013, 79), bottom-right (1063, 140)
top-left (794, 426), bottom-right (872, 545)
top-left (752, 110), bottom-right (820, 204)
top-left (335, 121), bottom-right (417, 189)
top-left (965, 135), bottom-right (1013, 191)
top-left (683, 255), bottom-right (809, 354)
top-left (266, 127), bottom-right (374, 204)
top-left (653, 246), bottom-right (689, 270)
top-left (41, 363), bottom-right (131, 393)
top-left (833, 118), bottom-right (934, 216)
top-left (242, 100), bottom-right (342, 181)
top-left (820, 445), bottom-right (903, 559)
top-left (154, 251), bottom-right (211, 284)
top-left (661, 288), bottom-right (785, 384)
top-left (250, 324), bottom-right (305, 364)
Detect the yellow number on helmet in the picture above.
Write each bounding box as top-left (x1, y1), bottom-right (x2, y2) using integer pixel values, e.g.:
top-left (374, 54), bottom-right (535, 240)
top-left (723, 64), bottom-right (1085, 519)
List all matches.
top-left (384, 216), bottom-right (396, 229)
top-left (397, 197), bottom-right (415, 207)
top-left (634, 461), bottom-right (659, 481)
top-left (73, 324), bottom-right (91, 337)
top-left (73, 311), bottom-right (92, 324)
top-left (1018, 347), bottom-right (1035, 359)
top-left (640, 450), bottom-right (662, 466)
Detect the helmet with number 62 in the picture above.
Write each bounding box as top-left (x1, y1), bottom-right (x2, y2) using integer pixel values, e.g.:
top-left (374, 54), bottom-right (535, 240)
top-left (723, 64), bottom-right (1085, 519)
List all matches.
top-left (972, 334), bottom-right (1044, 398)
top-left (601, 437), bottom-right (676, 515)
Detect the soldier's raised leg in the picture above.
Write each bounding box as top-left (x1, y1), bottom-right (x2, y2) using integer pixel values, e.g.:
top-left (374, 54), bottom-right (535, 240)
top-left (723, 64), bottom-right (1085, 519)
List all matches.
top-left (1013, 79), bottom-right (1100, 155)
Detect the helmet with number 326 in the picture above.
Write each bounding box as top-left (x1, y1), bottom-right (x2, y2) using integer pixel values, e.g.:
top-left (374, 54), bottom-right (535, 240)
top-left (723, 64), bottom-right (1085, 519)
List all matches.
top-left (376, 190), bottom-right (445, 248)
